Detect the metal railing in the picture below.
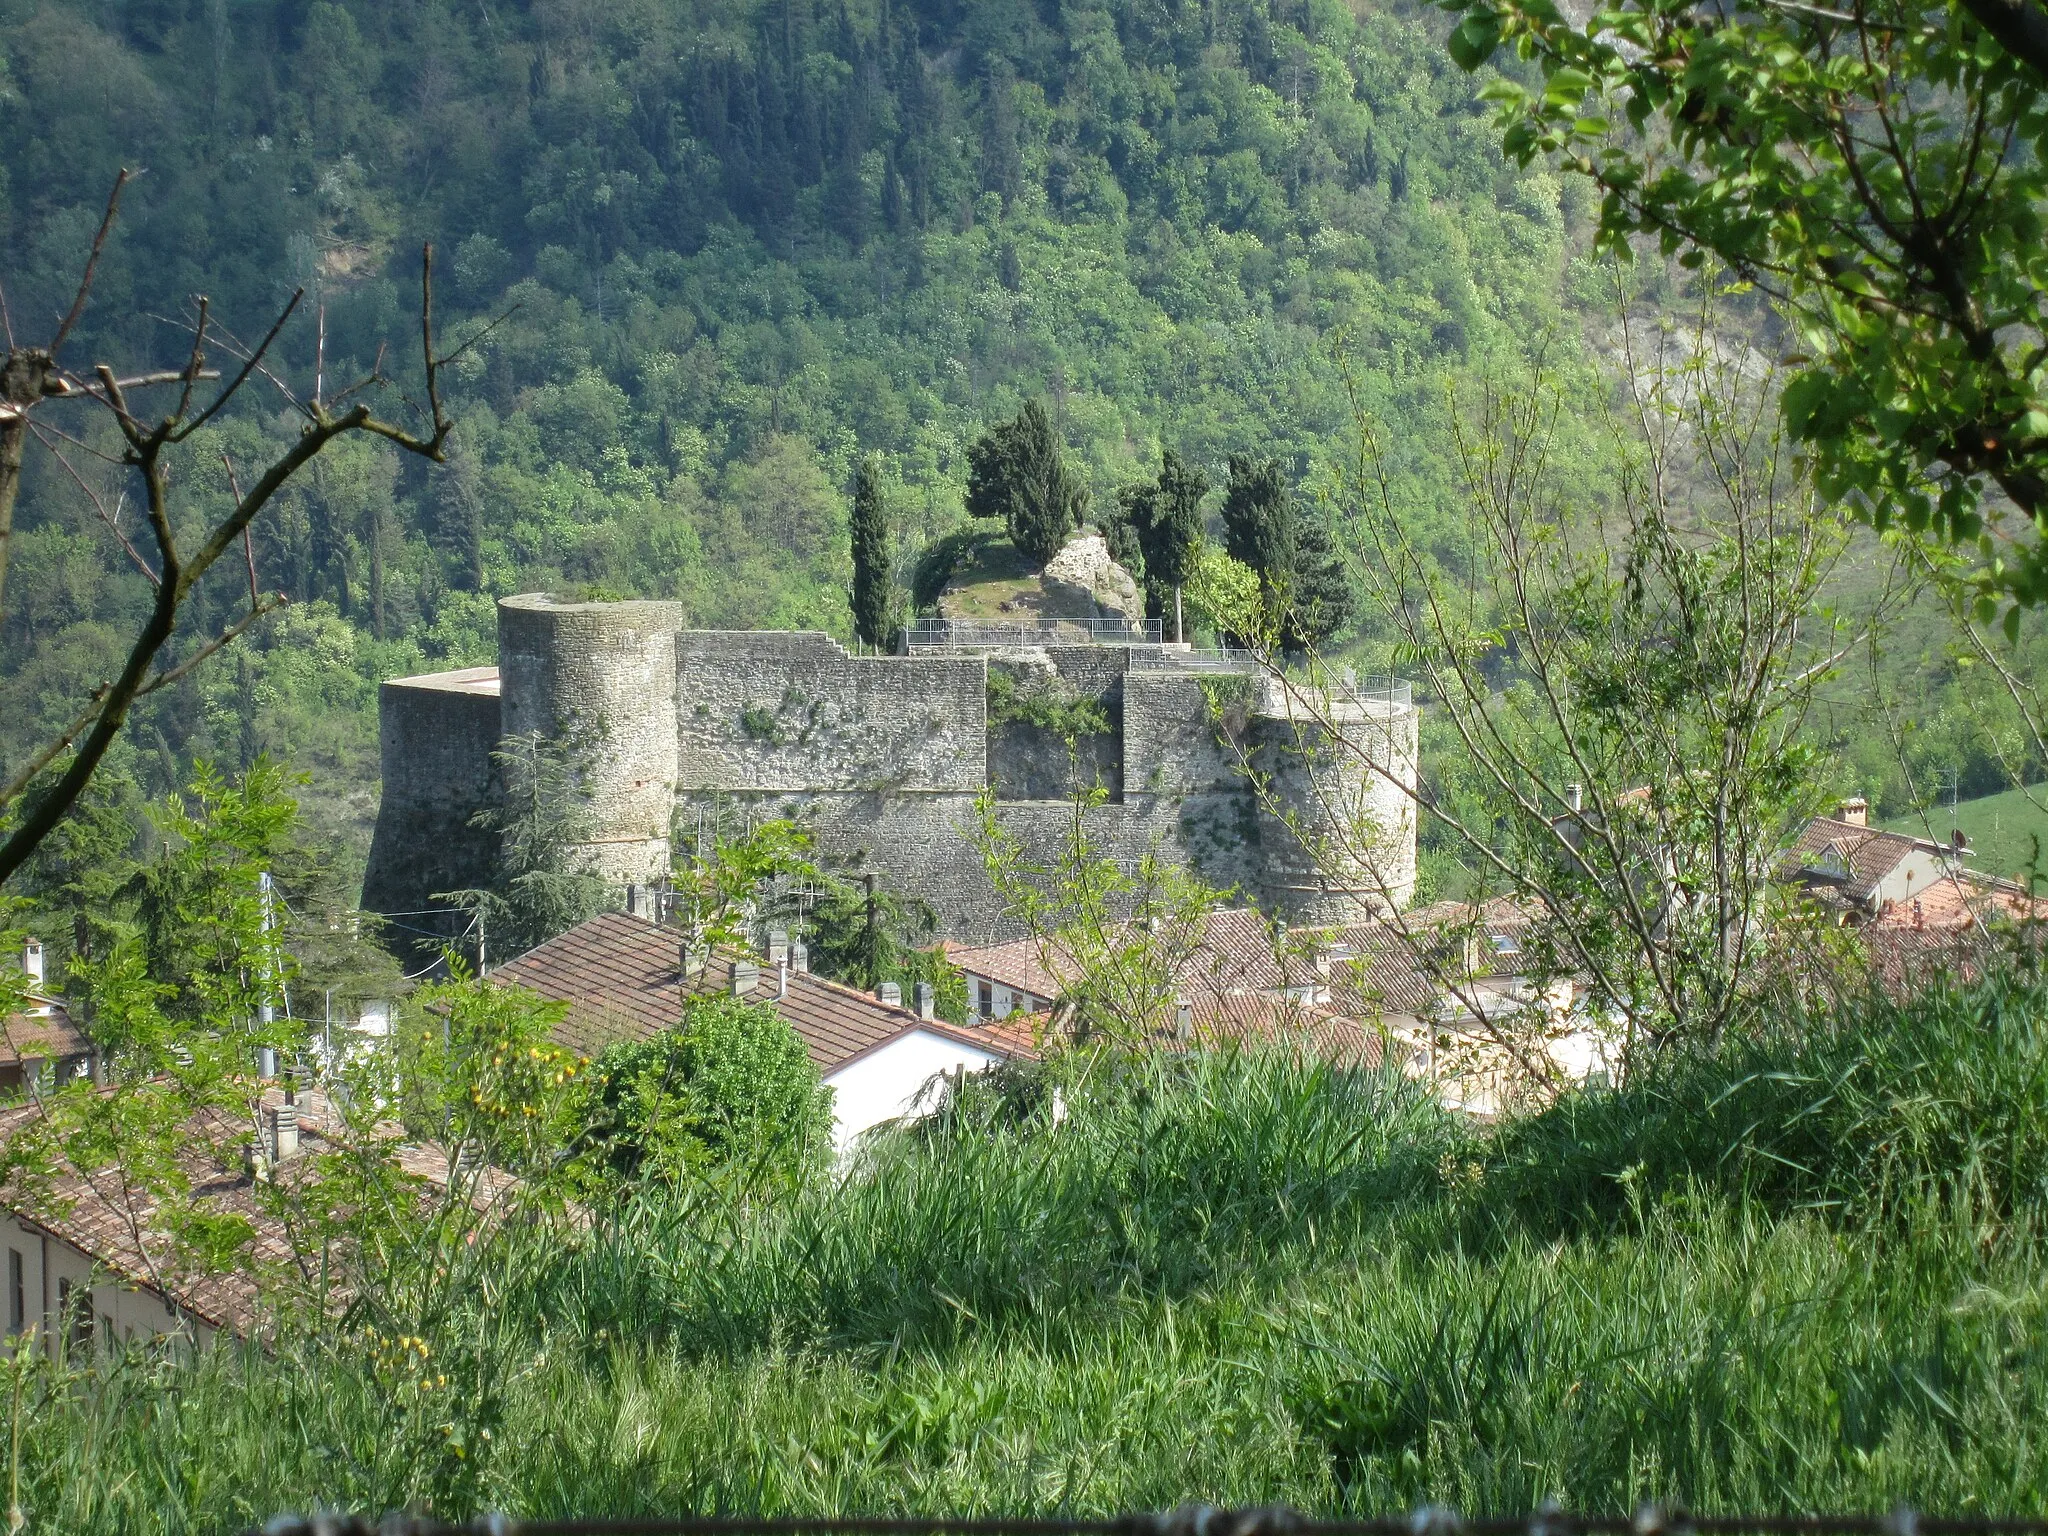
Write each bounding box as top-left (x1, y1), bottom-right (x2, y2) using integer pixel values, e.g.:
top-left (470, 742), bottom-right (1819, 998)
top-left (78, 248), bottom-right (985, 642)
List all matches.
top-left (1126, 653), bottom-right (1414, 713)
top-left (1129, 647), bottom-right (1261, 673)
top-left (905, 617), bottom-right (1165, 649)
top-left (252, 1505), bottom-right (2048, 1536)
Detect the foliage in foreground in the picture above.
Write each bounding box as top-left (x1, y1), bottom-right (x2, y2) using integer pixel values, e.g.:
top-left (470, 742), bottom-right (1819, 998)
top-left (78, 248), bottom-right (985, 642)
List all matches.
top-left (16, 963), bottom-right (2048, 1530)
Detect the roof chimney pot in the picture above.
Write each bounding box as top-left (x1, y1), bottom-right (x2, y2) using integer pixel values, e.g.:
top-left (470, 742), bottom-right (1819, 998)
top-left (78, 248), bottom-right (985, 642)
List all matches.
top-left (731, 960), bottom-right (760, 996)
top-left (876, 981), bottom-right (902, 1007)
top-left (914, 981), bottom-right (936, 1020)
top-left (269, 1101), bottom-right (299, 1162)
top-left (21, 939), bottom-right (43, 988)
top-left (1838, 795), bottom-right (1869, 827)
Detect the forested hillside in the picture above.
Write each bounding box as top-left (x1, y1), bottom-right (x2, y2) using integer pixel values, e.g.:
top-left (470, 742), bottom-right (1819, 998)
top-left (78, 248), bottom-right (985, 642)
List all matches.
top-left (0, 0), bottom-right (1596, 871)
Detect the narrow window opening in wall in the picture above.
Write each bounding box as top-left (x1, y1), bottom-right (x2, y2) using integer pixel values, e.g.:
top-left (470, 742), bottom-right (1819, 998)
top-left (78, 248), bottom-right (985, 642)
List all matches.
top-left (59, 1280), bottom-right (93, 1355)
top-left (975, 978), bottom-right (992, 1019)
top-left (7, 1249), bottom-right (21, 1334)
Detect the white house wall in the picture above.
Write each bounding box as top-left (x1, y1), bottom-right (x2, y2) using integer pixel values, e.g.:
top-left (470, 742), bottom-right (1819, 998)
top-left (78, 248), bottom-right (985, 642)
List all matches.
top-left (823, 1030), bottom-right (1004, 1153)
top-left (3, 1209), bottom-right (214, 1357)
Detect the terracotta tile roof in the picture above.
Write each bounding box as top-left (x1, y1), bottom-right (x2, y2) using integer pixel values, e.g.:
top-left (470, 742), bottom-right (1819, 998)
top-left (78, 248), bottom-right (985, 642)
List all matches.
top-left (1182, 991), bottom-right (1396, 1071)
top-left (0, 999), bottom-right (88, 1066)
top-left (1784, 815), bottom-right (1946, 903)
top-left (949, 908), bottom-right (1287, 1006)
top-left (1866, 870), bottom-right (2048, 932)
top-left (1323, 931), bottom-right (1441, 1017)
top-left (1860, 924), bottom-right (2004, 999)
top-left (0, 1086), bottom-right (517, 1340)
top-left (1303, 898), bottom-right (1536, 1003)
top-left (490, 911), bottom-right (1028, 1071)
top-left (944, 935), bottom-right (1062, 999)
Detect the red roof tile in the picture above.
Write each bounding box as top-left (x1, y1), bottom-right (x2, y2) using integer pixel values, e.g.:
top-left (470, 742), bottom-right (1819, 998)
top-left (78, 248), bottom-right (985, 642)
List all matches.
top-left (0, 1086), bottom-right (494, 1340)
top-left (950, 908), bottom-right (1287, 1005)
top-left (0, 999), bottom-right (88, 1067)
top-left (490, 911), bottom-right (1028, 1071)
top-left (1784, 815), bottom-right (1949, 903)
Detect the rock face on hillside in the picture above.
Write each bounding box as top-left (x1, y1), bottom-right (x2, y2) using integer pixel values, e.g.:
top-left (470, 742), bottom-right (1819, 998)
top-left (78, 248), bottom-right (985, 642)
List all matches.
top-left (1040, 533), bottom-right (1141, 623)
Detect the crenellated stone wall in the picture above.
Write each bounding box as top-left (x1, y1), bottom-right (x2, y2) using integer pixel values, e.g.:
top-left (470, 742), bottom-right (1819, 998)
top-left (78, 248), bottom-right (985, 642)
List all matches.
top-left (365, 598), bottom-right (1420, 945)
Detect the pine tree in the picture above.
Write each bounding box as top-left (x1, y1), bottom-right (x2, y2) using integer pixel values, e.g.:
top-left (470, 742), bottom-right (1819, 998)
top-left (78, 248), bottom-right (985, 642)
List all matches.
top-left (965, 399), bottom-right (1089, 565)
top-left (849, 456), bottom-right (892, 648)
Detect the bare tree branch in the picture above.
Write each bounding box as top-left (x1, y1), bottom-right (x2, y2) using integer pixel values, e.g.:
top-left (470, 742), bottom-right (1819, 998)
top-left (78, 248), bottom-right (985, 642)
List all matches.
top-left (0, 229), bottom-right (454, 884)
top-left (48, 170), bottom-right (130, 362)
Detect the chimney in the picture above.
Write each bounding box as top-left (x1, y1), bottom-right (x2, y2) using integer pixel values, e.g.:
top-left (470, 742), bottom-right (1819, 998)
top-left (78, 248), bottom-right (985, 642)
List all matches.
top-left (22, 939), bottom-right (43, 989)
top-left (914, 981), bottom-right (936, 1020)
top-left (778, 961), bottom-right (789, 999)
top-left (1837, 795), bottom-right (1869, 827)
top-left (767, 928), bottom-right (790, 964)
top-left (1175, 999), bottom-right (1194, 1041)
top-left (730, 960), bottom-right (760, 997)
top-left (789, 941), bottom-right (810, 974)
top-left (1565, 784), bottom-right (1584, 814)
top-left (876, 981), bottom-right (902, 1007)
top-left (626, 884), bottom-right (648, 920)
top-left (256, 1045), bottom-right (278, 1080)
top-left (269, 1099), bottom-right (299, 1161)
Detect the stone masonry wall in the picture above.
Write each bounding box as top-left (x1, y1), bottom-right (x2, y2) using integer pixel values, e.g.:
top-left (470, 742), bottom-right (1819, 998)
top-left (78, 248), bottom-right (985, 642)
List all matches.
top-left (500, 594), bottom-right (681, 886)
top-left (361, 668), bottom-right (503, 929)
top-left (364, 598), bottom-right (1422, 948)
top-left (675, 631), bottom-right (986, 793)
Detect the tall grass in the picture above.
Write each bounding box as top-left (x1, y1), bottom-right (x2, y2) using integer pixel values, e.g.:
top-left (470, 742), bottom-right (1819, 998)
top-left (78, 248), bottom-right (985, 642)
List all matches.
top-left (15, 967), bottom-right (2048, 1532)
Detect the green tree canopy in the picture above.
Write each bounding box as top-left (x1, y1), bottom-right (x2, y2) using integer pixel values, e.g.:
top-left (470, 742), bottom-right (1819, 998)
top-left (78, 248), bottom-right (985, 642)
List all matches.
top-left (582, 994), bottom-right (832, 1189)
top-left (1442, 0), bottom-right (2048, 620)
top-left (438, 730), bottom-right (609, 964)
top-left (965, 400), bottom-right (1089, 566)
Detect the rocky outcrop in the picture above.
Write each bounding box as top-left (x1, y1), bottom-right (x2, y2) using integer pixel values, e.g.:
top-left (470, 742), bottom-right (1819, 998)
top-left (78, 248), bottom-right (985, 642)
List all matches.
top-left (1039, 533), bottom-right (1141, 623)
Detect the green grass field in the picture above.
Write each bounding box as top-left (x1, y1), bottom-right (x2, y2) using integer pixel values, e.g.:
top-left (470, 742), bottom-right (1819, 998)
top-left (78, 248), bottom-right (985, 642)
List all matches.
top-left (17, 964), bottom-right (2048, 1533)
top-left (1884, 782), bottom-right (2048, 881)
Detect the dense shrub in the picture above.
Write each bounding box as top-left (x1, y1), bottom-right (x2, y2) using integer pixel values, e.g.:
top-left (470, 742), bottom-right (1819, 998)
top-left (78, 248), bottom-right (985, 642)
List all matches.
top-left (1483, 948), bottom-right (2048, 1229)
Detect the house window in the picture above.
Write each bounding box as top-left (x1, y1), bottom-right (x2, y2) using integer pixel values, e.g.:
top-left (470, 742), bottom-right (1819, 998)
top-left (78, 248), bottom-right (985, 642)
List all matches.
top-left (6, 1249), bottom-right (20, 1335)
top-left (57, 1279), bottom-right (91, 1356)
top-left (976, 979), bottom-right (992, 1019)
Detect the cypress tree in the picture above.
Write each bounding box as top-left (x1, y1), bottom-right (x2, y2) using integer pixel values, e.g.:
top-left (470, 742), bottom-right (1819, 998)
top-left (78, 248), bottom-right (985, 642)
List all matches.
top-left (1285, 511), bottom-right (1353, 652)
top-left (1150, 449), bottom-right (1208, 642)
top-left (1115, 449), bottom-right (1209, 639)
top-left (1222, 453), bottom-right (1293, 585)
top-left (849, 457), bottom-right (892, 649)
top-left (965, 399), bottom-right (1088, 565)
top-left (1222, 455), bottom-right (1352, 652)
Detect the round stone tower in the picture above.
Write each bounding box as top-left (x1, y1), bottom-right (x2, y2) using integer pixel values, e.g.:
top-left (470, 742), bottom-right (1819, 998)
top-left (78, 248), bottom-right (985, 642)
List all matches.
top-left (496, 594), bottom-right (683, 888)
top-left (1250, 675), bottom-right (1419, 926)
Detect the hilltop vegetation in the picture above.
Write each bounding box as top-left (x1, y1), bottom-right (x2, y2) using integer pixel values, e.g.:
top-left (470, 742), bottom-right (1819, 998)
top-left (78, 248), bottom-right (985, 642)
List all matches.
top-left (0, 0), bottom-right (1604, 866)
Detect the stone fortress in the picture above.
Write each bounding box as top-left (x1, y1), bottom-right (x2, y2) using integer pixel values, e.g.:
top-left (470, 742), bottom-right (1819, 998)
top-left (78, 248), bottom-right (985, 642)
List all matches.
top-left (363, 585), bottom-right (1420, 947)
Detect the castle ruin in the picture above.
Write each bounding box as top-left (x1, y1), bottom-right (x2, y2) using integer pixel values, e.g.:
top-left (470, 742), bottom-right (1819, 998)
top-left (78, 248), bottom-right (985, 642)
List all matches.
top-left (363, 595), bottom-right (1419, 946)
